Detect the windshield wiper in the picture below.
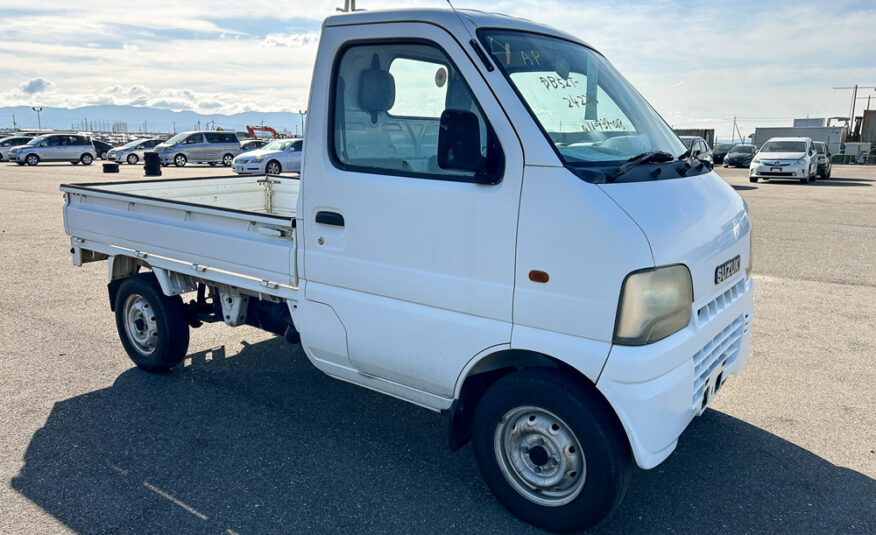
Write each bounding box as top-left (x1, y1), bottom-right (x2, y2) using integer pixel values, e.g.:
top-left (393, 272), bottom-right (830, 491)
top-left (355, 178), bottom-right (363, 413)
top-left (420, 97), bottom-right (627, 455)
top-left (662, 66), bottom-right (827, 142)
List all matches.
top-left (604, 151), bottom-right (675, 183)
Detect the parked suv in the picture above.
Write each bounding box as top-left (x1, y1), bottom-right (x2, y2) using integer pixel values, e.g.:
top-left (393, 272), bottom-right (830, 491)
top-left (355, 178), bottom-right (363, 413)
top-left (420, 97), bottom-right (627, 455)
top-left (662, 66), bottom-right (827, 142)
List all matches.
top-left (154, 131), bottom-right (241, 167)
top-left (749, 137), bottom-right (817, 184)
top-left (107, 138), bottom-right (164, 165)
top-left (814, 141), bottom-right (832, 179)
top-left (0, 136), bottom-right (31, 161)
top-left (7, 134), bottom-right (96, 166)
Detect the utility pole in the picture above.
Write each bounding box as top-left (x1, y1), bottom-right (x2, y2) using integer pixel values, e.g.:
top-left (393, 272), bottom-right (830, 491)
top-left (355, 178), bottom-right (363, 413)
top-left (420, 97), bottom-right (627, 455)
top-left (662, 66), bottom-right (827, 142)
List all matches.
top-left (338, 0), bottom-right (355, 11)
top-left (834, 85), bottom-right (876, 131)
top-left (731, 116), bottom-right (737, 144)
top-left (32, 107), bottom-right (43, 131)
top-left (299, 109), bottom-right (307, 137)
top-left (12, 113), bottom-right (16, 130)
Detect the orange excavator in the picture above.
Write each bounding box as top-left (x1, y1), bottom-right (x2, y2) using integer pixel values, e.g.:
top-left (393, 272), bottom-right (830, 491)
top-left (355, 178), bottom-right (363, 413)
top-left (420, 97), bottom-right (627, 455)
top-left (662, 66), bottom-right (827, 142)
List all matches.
top-left (246, 125), bottom-right (281, 139)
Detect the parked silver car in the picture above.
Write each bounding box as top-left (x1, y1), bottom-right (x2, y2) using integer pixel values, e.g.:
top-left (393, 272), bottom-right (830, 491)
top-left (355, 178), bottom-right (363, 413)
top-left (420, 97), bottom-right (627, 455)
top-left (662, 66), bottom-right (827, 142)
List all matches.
top-left (7, 134), bottom-right (96, 166)
top-left (0, 136), bottom-right (31, 161)
top-left (107, 138), bottom-right (164, 165)
top-left (154, 131), bottom-right (241, 167)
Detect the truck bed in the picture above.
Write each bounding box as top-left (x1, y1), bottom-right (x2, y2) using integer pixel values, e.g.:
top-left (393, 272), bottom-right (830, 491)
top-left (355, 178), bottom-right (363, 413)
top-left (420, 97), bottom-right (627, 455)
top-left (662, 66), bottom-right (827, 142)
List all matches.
top-left (61, 175), bottom-right (299, 298)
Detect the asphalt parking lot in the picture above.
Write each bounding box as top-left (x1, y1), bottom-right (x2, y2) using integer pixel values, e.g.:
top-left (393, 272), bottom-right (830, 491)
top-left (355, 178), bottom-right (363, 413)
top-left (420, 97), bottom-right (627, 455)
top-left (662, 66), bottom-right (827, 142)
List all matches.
top-left (1, 161), bottom-right (874, 534)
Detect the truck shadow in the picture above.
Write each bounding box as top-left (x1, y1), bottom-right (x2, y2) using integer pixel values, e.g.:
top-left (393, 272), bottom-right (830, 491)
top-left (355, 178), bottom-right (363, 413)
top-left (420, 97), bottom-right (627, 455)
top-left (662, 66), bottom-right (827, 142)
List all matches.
top-left (12, 338), bottom-right (876, 534)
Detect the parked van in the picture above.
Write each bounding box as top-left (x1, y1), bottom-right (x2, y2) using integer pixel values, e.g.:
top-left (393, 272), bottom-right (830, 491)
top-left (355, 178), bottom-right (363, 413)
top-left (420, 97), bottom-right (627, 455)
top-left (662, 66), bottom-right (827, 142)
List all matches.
top-left (154, 131), bottom-right (240, 167)
top-left (8, 134), bottom-right (96, 166)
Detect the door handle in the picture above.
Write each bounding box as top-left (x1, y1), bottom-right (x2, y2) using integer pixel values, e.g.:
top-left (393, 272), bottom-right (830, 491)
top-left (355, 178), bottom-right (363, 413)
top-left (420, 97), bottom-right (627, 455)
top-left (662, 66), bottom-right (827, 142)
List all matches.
top-left (315, 211), bottom-right (344, 227)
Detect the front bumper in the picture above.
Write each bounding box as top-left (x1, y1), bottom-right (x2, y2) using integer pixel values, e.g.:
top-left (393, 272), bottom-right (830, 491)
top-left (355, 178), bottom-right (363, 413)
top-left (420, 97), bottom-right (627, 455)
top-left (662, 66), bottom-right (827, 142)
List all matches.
top-left (233, 162), bottom-right (265, 174)
top-left (724, 158), bottom-right (752, 167)
top-left (597, 275), bottom-right (753, 469)
top-left (750, 162), bottom-right (808, 179)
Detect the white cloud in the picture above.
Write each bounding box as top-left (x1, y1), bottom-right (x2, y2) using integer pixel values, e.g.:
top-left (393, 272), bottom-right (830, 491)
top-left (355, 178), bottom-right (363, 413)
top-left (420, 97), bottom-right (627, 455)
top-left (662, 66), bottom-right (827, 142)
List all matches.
top-left (260, 32), bottom-right (320, 48)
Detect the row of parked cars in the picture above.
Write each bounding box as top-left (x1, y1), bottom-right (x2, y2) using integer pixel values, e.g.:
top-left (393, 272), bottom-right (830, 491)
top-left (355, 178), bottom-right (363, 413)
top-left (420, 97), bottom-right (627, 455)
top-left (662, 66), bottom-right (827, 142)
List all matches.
top-left (678, 135), bottom-right (833, 184)
top-left (0, 130), bottom-right (303, 175)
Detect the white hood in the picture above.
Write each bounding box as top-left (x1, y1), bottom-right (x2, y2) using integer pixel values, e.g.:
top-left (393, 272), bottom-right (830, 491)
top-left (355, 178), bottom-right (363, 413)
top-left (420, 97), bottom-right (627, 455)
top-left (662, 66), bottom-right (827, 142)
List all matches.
top-left (757, 152), bottom-right (805, 161)
top-left (238, 148), bottom-right (284, 159)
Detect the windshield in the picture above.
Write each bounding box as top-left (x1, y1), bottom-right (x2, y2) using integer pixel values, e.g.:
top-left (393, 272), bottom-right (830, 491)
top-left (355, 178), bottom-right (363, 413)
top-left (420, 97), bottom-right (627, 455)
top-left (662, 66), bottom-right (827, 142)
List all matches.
top-left (165, 133), bottom-right (188, 144)
top-left (715, 144), bottom-right (733, 151)
top-left (26, 135), bottom-right (47, 146)
top-left (264, 139), bottom-right (294, 151)
top-left (479, 30), bottom-right (685, 167)
top-left (730, 145), bottom-right (755, 153)
top-left (815, 143), bottom-right (826, 154)
top-left (761, 141), bottom-right (806, 153)
top-left (121, 139), bottom-right (146, 148)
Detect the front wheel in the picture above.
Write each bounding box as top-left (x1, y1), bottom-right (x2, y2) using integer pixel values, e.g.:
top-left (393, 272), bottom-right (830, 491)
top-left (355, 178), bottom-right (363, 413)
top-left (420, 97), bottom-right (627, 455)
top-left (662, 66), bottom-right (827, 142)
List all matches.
top-left (114, 273), bottom-right (190, 371)
top-left (473, 369), bottom-right (631, 533)
top-left (25, 154), bottom-right (39, 166)
top-left (127, 153), bottom-right (139, 165)
top-left (174, 154), bottom-right (187, 167)
top-left (749, 177), bottom-right (759, 183)
top-left (266, 160), bottom-right (281, 175)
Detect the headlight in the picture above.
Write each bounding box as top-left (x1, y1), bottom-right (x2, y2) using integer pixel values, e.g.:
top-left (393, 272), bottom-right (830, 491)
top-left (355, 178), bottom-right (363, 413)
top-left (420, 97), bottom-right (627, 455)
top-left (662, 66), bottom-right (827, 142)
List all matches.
top-left (752, 157), bottom-right (760, 164)
top-left (796, 157), bottom-right (806, 164)
top-left (252, 156), bottom-right (264, 163)
top-left (614, 264), bottom-right (693, 345)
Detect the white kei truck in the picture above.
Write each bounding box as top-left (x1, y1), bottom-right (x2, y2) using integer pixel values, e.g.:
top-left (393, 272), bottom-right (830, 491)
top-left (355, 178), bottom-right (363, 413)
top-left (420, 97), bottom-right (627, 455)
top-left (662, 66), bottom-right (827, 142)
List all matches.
top-left (61, 9), bottom-right (753, 532)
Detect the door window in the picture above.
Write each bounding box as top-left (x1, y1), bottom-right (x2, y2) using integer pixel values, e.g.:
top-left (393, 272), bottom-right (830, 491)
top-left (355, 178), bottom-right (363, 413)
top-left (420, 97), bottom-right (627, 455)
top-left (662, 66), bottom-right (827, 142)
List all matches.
top-left (184, 134), bottom-right (202, 145)
top-left (331, 41), bottom-right (503, 181)
top-left (45, 136), bottom-right (62, 147)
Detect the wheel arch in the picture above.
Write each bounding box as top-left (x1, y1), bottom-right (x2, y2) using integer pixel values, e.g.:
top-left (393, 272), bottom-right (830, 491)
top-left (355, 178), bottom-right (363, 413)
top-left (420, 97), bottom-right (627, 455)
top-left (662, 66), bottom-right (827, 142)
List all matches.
top-left (447, 348), bottom-right (626, 453)
top-left (266, 159), bottom-right (282, 173)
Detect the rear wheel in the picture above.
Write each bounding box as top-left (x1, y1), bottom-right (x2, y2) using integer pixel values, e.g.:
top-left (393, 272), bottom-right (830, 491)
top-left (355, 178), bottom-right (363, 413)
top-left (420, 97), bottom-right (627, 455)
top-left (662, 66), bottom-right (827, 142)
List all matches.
top-left (174, 154), bottom-right (187, 167)
top-left (266, 160), bottom-right (281, 175)
top-left (114, 273), bottom-right (189, 371)
top-left (222, 153), bottom-right (234, 166)
top-left (81, 153), bottom-right (94, 166)
top-left (472, 369), bottom-right (631, 533)
top-left (127, 153), bottom-right (139, 165)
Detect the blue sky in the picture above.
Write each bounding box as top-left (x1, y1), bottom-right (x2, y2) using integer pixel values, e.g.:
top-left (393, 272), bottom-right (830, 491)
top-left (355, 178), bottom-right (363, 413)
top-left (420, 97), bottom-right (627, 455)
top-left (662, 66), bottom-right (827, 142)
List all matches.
top-left (1, 0), bottom-right (874, 137)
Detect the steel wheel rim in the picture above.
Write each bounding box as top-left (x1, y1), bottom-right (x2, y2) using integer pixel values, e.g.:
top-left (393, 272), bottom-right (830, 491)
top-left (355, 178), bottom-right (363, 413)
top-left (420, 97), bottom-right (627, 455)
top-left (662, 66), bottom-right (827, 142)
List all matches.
top-left (123, 293), bottom-right (159, 356)
top-left (494, 406), bottom-right (586, 507)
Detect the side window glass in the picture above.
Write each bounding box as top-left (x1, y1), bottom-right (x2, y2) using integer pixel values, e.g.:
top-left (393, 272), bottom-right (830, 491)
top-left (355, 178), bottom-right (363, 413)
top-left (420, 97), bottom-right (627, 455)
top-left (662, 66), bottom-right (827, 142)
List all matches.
top-left (45, 136), bottom-right (61, 147)
top-left (185, 134), bottom-right (202, 145)
top-left (332, 41), bottom-right (503, 181)
top-left (292, 140), bottom-right (303, 151)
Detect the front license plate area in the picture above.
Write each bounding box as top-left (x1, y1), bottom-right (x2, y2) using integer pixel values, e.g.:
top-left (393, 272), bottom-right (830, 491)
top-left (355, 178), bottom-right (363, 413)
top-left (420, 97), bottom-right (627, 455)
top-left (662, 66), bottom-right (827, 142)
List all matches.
top-left (770, 167), bottom-right (782, 172)
top-left (699, 360), bottom-right (728, 414)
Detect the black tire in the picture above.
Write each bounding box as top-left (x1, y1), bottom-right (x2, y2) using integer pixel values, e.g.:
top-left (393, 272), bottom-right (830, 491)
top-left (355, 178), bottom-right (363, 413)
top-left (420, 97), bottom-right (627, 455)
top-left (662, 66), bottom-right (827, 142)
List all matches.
top-left (127, 153), bottom-right (139, 165)
top-left (266, 160), bottom-right (282, 175)
top-left (472, 369), bottom-right (631, 533)
top-left (114, 273), bottom-right (190, 372)
top-left (100, 151), bottom-right (108, 160)
top-left (174, 154), bottom-right (187, 167)
top-left (222, 153), bottom-right (234, 166)
top-left (25, 154), bottom-right (39, 166)
top-left (749, 177), bottom-right (759, 183)
top-left (81, 153), bottom-right (94, 166)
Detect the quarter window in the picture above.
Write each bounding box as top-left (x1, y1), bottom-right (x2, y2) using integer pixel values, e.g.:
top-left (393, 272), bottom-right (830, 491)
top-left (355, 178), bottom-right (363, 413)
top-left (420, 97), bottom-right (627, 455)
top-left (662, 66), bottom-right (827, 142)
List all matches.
top-left (331, 41), bottom-right (503, 181)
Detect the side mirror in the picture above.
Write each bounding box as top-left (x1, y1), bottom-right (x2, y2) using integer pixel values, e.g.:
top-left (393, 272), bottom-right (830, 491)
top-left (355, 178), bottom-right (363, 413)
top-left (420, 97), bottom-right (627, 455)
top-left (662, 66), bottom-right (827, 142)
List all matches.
top-left (691, 148), bottom-right (701, 157)
top-left (437, 109), bottom-right (492, 183)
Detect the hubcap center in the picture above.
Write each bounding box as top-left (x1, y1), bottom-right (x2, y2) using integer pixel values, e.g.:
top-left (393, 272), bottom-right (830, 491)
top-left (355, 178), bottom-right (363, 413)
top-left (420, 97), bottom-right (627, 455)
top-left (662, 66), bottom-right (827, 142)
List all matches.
top-left (528, 445), bottom-right (549, 466)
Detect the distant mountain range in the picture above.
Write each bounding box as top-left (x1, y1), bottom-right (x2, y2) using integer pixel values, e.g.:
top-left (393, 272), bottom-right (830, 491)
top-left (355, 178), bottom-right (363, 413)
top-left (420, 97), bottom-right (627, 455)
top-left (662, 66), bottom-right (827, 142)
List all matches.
top-left (0, 105), bottom-right (304, 135)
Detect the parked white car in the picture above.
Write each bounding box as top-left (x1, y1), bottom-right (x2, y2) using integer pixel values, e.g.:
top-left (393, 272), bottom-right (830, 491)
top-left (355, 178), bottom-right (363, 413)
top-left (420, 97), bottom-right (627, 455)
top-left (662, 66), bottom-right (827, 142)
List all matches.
top-left (0, 136), bottom-right (31, 161)
top-left (749, 137), bottom-right (818, 183)
top-left (232, 138), bottom-right (302, 175)
top-left (107, 138), bottom-right (164, 165)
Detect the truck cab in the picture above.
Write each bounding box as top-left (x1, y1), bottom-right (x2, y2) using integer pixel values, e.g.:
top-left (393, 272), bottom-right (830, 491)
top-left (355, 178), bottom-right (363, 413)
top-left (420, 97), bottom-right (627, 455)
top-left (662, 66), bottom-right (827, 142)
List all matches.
top-left (62, 9), bottom-right (753, 532)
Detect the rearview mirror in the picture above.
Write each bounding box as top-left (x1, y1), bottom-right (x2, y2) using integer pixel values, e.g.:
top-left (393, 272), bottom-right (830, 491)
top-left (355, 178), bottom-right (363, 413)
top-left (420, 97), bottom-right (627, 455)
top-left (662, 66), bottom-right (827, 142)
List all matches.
top-left (437, 109), bottom-right (490, 182)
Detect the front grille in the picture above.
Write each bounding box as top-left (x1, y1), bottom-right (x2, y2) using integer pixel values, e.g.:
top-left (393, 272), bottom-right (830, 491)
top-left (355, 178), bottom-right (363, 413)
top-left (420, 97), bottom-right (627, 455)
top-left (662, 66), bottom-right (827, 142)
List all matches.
top-left (691, 314), bottom-right (745, 408)
top-left (760, 171), bottom-right (794, 176)
top-left (697, 278), bottom-right (745, 326)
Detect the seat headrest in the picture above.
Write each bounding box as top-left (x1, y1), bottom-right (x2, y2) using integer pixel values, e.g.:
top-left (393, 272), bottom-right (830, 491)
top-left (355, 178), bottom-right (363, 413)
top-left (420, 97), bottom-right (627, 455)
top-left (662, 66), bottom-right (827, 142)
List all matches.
top-left (358, 55), bottom-right (395, 123)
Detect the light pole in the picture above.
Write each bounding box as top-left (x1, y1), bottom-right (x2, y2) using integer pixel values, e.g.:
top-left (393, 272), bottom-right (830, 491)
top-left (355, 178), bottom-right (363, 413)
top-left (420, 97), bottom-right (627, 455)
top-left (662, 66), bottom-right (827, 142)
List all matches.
top-left (298, 109), bottom-right (307, 137)
top-left (32, 106), bottom-right (43, 131)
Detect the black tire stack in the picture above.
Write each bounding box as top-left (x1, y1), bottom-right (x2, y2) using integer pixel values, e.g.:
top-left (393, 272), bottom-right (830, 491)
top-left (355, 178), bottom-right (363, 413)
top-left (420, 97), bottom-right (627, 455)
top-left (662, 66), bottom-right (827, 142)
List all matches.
top-left (143, 151), bottom-right (161, 177)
